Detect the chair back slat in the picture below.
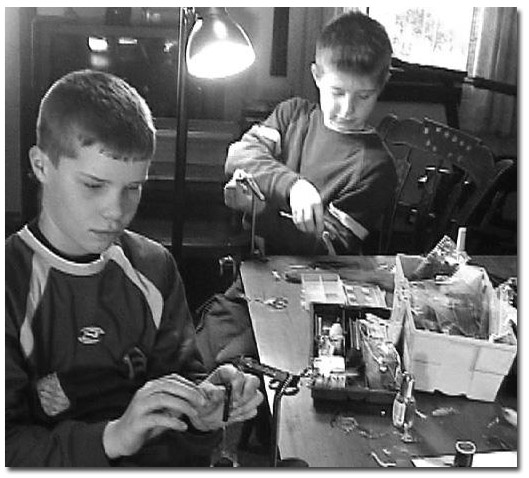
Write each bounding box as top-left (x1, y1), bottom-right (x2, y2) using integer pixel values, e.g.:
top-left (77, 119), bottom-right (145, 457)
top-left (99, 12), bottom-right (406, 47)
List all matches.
top-left (377, 115), bottom-right (499, 253)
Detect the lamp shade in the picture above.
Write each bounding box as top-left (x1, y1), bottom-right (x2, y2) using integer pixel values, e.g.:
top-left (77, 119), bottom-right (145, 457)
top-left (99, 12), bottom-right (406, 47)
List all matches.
top-left (186, 8), bottom-right (255, 79)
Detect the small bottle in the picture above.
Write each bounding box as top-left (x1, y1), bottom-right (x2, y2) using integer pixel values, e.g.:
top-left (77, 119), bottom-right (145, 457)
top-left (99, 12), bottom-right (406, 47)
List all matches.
top-left (329, 321), bottom-right (344, 356)
top-left (392, 372), bottom-right (416, 432)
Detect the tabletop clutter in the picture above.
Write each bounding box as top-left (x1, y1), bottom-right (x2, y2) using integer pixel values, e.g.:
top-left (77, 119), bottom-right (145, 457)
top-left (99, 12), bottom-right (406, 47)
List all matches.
top-left (301, 234), bottom-right (517, 406)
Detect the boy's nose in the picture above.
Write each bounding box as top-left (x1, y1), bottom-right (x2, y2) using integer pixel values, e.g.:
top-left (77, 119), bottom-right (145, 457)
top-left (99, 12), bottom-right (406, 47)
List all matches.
top-left (340, 96), bottom-right (355, 117)
top-left (102, 192), bottom-right (126, 221)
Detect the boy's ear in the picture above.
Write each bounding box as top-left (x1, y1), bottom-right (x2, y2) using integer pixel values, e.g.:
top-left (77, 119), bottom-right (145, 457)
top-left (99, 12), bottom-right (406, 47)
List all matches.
top-left (29, 146), bottom-right (52, 183)
top-left (311, 63), bottom-right (322, 87)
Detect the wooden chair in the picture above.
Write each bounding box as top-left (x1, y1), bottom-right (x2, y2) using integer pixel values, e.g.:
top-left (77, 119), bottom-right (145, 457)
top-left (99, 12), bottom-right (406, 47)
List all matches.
top-left (377, 114), bottom-right (512, 254)
top-left (465, 158), bottom-right (517, 255)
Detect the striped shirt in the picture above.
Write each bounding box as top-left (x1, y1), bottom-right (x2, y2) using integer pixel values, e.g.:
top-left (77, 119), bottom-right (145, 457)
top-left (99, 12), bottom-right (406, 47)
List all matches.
top-left (5, 224), bottom-right (216, 466)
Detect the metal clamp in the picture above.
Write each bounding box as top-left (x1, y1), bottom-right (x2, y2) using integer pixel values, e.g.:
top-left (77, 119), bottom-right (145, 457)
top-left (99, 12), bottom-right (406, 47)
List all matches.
top-left (234, 357), bottom-right (304, 466)
top-left (232, 171), bottom-right (265, 257)
top-left (233, 170), bottom-right (265, 201)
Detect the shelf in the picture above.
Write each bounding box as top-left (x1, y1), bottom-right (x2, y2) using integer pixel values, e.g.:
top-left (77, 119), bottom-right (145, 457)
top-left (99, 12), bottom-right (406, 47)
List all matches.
top-left (129, 216), bottom-right (251, 258)
top-left (151, 119), bottom-right (238, 182)
top-left (148, 162), bottom-right (226, 183)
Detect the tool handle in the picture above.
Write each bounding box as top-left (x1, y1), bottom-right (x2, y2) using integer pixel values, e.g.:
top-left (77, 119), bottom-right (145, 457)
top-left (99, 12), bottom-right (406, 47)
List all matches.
top-left (222, 383), bottom-right (232, 423)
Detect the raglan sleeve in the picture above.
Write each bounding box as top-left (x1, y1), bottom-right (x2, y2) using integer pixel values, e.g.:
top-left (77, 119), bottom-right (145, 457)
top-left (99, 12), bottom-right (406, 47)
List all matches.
top-left (5, 277), bottom-right (112, 467)
top-left (146, 248), bottom-right (207, 380)
top-left (224, 98), bottom-right (304, 210)
top-left (144, 249), bottom-right (221, 455)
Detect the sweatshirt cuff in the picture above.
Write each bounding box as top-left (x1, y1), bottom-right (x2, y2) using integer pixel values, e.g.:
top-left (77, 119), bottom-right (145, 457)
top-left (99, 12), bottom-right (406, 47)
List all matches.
top-left (69, 421), bottom-right (113, 467)
top-left (274, 173), bottom-right (301, 210)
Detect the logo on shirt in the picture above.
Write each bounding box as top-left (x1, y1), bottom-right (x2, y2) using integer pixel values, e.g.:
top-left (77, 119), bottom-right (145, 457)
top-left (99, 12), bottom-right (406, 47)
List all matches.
top-left (78, 326), bottom-right (106, 345)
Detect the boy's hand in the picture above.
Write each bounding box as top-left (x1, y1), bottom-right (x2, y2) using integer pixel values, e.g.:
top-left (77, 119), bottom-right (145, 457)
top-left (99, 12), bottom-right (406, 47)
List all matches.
top-left (190, 364), bottom-right (263, 432)
top-left (102, 374), bottom-right (207, 459)
top-left (289, 179), bottom-right (324, 236)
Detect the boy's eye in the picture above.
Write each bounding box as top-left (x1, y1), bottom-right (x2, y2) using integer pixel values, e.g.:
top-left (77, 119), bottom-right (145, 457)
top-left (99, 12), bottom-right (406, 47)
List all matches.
top-left (127, 184), bottom-right (142, 192)
top-left (84, 182), bottom-right (103, 190)
top-left (358, 92), bottom-right (375, 101)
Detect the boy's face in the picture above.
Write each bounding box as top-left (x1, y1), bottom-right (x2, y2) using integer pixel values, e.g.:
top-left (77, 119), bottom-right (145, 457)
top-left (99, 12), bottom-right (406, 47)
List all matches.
top-left (30, 144), bottom-right (150, 256)
top-left (311, 63), bottom-right (381, 133)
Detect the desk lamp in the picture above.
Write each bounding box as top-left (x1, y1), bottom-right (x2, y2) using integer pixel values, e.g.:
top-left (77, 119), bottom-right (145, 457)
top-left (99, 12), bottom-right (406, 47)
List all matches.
top-left (172, 7), bottom-right (255, 262)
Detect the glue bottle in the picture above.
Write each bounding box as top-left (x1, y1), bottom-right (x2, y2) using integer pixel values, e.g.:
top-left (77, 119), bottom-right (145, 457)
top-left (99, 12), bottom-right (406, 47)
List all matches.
top-left (392, 372), bottom-right (416, 431)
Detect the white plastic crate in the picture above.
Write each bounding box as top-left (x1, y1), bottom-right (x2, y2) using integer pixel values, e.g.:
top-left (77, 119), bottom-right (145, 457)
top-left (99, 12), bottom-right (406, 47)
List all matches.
top-left (394, 254), bottom-right (517, 402)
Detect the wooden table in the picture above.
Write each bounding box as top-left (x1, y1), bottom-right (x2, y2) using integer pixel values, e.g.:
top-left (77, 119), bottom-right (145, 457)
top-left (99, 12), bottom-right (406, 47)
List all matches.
top-left (240, 255), bottom-right (517, 467)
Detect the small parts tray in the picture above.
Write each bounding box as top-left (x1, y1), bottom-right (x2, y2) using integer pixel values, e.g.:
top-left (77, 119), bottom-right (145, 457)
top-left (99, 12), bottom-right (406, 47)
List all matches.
top-left (309, 302), bottom-right (398, 408)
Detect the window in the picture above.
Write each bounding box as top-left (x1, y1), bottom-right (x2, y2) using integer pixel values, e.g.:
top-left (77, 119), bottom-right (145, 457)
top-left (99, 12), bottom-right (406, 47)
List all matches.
top-left (355, 7), bottom-right (483, 73)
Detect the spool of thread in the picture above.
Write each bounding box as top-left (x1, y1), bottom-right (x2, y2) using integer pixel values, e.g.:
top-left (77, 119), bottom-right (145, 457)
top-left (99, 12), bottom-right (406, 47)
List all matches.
top-left (453, 440), bottom-right (476, 467)
top-left (212, 455), bottom-right (237, 467)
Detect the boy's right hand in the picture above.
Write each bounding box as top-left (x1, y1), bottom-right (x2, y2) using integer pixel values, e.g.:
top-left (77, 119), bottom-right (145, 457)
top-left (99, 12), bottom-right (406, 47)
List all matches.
top-left (289, 179), bottom-right (324, 236)
top-left (102, 374), bottom-right (208, 460)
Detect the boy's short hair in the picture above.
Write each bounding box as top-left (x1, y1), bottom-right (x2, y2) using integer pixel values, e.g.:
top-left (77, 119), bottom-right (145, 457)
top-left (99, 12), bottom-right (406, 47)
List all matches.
top-left (315, 10), bottom-right (393, 87)
top-left (36, 69), bottom-right (155, 164)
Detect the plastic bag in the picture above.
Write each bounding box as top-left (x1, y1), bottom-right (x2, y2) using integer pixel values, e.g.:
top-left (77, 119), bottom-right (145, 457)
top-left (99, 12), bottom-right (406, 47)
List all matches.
top-left (489, 278), bottom-right (517, 345)
top-left (408, 235), bottom-right (468, 281)
top-left (409, 265), bottom-right (492, 339)
top-left (358, 315), bottom-right (401, 390)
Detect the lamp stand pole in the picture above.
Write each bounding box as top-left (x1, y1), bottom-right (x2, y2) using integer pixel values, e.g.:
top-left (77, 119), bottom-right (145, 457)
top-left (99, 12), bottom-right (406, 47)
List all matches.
top-left (172, 7), bottom-right (194, 263)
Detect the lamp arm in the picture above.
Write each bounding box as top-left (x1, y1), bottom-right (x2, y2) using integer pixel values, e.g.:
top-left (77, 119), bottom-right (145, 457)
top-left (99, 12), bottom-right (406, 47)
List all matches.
top-left (172, 8), bottom-right (196, 263)
top-left (171, 7), bottom-right (254, 260)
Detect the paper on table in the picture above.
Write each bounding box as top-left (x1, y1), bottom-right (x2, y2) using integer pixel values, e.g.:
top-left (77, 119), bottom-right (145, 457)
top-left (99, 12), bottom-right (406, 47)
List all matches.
top-left (412, 450), bottom-right (517, 468)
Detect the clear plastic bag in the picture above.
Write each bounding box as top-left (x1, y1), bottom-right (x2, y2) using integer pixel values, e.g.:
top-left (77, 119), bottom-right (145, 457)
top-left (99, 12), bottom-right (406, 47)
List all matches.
top-left (409, 265), bottom-right (491, 339)
top-left (408, 235), bottom-right (469, 281)
top-left (489, 278), bottom-right (517, 345)
top-left (358, 315), bottom-right (402, 390)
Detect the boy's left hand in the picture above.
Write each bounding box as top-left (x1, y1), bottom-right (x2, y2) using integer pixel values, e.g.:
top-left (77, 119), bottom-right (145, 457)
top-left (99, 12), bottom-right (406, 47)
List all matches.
top-left (190, 364), bottom-right (263, 432)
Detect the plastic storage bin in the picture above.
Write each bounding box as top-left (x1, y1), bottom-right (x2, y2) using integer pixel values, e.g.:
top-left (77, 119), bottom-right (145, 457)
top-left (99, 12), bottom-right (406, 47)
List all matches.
top-left (394, 254), bottom-right (517, 402)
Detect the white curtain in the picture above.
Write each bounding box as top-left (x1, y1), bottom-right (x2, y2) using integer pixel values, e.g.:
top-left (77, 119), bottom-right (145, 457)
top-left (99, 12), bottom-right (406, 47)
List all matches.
top-left (459, 8), bottom-right (517, 138)
top-left (292, 7), bottom-right (517, 139)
